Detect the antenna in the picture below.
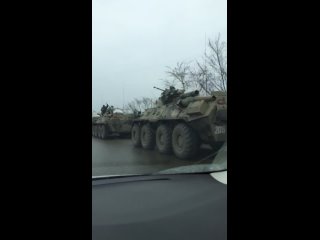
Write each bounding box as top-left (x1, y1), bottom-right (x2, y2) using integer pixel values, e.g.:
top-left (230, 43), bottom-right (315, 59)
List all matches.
top-left (204, 32), bottom-right (207, 96)
top-left (122, 81), bottom-right (124, 111)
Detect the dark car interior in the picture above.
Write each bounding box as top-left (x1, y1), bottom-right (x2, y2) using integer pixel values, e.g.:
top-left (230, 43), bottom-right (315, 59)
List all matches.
top-left (92, 173), bottom-right (227, 240)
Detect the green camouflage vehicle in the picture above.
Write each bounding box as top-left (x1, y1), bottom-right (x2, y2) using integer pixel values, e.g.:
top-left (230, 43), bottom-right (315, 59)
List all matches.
top-left (131, 86), bottom-right (227, 159)
top-left (92, 106), bottom-right (137, 139)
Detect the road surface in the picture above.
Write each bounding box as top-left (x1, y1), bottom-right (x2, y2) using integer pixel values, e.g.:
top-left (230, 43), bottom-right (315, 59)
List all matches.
top-left (92, 137), bottom-right (215, 176)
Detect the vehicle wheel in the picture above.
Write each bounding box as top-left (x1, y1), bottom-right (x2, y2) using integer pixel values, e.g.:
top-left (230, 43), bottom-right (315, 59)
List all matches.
top-left (99, 125), bottom-right (104, 138)
top-left (172, 123), bottom-right (199, 159)
top-left (209, 141), bottom-right (224, 153)
top-left (156, 124), bottom-right (172, 154)
top-left (95, 126), bottom-right (99, 137)
top-left (101, 125), bottom-right (108, 139)
top-left (141, 124), bottom-right (155, 149)
top-left (93, 125), bottom-right (97, 137)
top-left (98, 125), bottom-right (103, 138)
top-left (131, 124), bottom-right (141, 147)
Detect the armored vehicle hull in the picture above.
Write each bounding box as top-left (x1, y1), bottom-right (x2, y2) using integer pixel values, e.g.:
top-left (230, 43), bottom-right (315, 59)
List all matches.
top-left (92, 113), bottom-right (134, 139)
top-left (131, 89), bottom-right (227, 159)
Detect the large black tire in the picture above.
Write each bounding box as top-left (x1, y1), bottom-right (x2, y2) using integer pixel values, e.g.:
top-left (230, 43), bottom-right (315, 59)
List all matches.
top-left (131, 124), bottom-right (141, 147)
top-left (96, 125), bottom-right (100, 138)
top-left (209, 141), bottom-right (224, 153)
top-left (141, 124), bottom-right (155, 149)
top-left (156, 124), bottom-right (172, 154)
top-left (95, 126), bottom-right (99, 137)
top-left (93, 125), bottom-right (97, 137)
top-left (98, 125), bottom-right (103, 138)
top-left (101, 125), bottom-right (108, 139)
top-left (172, 123), bottom-right (200, 159)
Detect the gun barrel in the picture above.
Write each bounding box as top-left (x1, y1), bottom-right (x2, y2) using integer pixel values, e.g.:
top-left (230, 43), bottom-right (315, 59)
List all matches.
top-left (180, 90), bottom-right (199, 99)
top-left (177, 95), bottom-right (215, 107)
top-left (153, 86), bottom-right (165, 91)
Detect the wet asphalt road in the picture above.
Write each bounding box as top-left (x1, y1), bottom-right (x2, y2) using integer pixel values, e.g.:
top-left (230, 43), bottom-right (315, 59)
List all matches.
top-left (92, 136), bottom-right (215, 176)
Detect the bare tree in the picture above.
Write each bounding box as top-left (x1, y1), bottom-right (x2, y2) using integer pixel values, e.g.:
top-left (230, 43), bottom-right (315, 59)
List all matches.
top-left (125, 102), bottom-right (138, 113)
top-left (167, 34), bottom-right (227, 95)
top-left (141, 97), bottom-right (155, 109)
top-left (135, 99), bottom-right (142, 111)
top-left (162, 78), bottom-right (177, 89)
top-left (125, 97), bottom-right (156, 113)
top-left (164, 62), bottom-right (192, 90)
top-left (189, 62), bottom-right (212, 95)
top-left (204, 34), bottom-right (227, 92)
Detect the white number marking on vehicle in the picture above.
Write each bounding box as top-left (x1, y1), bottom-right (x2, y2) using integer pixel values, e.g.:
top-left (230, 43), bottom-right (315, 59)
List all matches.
top-left (215, 126), bottom-right (226, 134)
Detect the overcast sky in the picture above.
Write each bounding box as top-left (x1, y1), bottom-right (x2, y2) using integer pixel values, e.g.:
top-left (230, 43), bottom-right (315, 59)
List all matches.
top-left (92, 0), bottom-right (227, 111)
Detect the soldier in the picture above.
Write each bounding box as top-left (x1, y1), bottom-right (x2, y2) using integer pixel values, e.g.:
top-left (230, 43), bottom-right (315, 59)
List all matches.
top-left (105, 104), bottom-right (109, 113)
top-left (101, 105), bottom-right (106, 115)
top-left (133, 109), bottom-right (141, 118)
top-left (101, 104), bottom-right (109, 115)
top-left (106, 105), bottom-right (114, 116)
top-left (133, 109), bottom-right (139, 118)
top-left (160, 87), bottom-right (171, 104)
top-left (109, 106), bottom-right (114, 114)
top-left (161, 86), bottom-right (181, 104)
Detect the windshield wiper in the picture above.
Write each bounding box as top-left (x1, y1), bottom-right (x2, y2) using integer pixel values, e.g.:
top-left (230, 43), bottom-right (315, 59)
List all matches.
top-left (92, 173), bottom-right (153, 180)
top-left (154, 163), bottom-right (227, 175)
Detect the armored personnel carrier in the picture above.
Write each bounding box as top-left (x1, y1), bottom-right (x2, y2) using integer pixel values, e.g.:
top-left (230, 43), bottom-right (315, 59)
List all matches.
top-left (131, 86), bottom-right (227, 159)
top-left (92, 105), bottom-right (137, 139)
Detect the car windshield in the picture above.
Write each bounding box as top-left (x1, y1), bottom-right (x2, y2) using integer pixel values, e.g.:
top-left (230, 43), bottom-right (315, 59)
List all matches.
top-left (92, 0), bottom-right (227, 178)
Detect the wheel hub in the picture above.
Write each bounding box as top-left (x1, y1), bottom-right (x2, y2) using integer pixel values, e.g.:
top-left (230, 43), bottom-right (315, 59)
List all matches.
top-left (142, 131), bottom-right (146, 141)
top-left (159, 133), bottom-right (164, 144)
top-left (177, 135), bottom-right (183, 148)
